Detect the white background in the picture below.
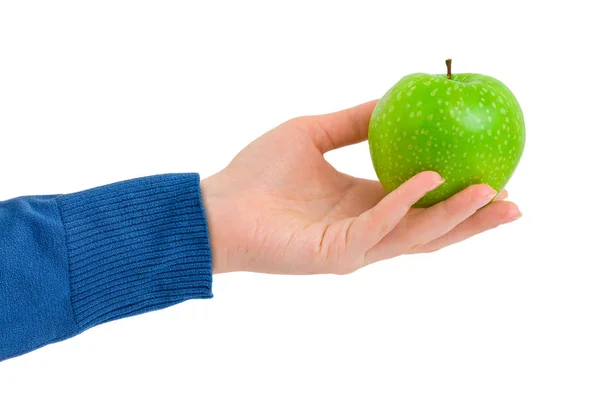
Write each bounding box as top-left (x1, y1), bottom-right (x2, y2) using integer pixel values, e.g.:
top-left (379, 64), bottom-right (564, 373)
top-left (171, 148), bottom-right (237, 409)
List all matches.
top-left (0, 0), bottom-right (598, 416)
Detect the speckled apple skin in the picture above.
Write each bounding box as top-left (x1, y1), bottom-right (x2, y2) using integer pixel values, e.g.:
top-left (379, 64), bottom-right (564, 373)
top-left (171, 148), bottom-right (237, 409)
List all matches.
top-left (368, 72), bottom-right (525, 208)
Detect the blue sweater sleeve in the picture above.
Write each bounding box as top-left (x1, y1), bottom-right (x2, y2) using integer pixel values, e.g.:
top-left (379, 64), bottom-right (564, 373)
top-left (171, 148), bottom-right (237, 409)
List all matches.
top-left (0, 173), bottom-right (213, 362)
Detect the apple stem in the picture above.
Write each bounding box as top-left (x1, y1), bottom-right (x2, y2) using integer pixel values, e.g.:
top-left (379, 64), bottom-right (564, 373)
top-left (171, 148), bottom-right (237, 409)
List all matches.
top-left (446, 58), bottom-right (452, 79)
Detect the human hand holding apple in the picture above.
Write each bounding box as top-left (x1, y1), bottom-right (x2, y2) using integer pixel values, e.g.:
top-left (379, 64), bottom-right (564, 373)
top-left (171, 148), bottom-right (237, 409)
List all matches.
top-left (368, 59), bottom-right (525, 207)
top-left (201, 90), bottom-right (521, 275)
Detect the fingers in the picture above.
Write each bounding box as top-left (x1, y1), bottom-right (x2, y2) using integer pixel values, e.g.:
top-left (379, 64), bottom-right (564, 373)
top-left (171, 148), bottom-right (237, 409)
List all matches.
top-left (305, 99), bottom-right (379, 154)
top-left (495, 189), bottom-right (508, 201)
top-left (408, 189), bottom-right (507, 218)
top-left (406, 189), bottom-right (507, 218)
top-left (407, 200), bottom-right (521, 254)
top-left (365, 183), bottom-right (497, 264)
top-left (347, 171), bottom-right (444, 253)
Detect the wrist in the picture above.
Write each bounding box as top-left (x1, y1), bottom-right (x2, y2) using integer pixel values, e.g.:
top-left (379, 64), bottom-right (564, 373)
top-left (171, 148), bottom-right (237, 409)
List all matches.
top-left (200, 172), bottom-right (233, 274)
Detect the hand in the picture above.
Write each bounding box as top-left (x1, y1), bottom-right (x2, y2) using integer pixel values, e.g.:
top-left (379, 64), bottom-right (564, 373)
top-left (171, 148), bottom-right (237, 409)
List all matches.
top-left (200, 100), bottom-right (521, 275)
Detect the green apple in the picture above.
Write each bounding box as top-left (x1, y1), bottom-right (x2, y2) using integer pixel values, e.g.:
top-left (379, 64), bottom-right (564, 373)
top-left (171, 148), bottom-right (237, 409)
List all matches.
top-left (368, 59), bottom-right (525, 207)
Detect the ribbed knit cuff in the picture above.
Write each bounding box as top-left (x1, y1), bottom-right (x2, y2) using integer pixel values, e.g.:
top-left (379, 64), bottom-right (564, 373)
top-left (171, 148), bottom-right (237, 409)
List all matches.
top-left (56, 173), bottom-right (213, 331)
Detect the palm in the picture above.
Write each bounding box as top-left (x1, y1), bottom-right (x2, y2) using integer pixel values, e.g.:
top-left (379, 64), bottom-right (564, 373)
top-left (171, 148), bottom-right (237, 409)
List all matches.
top-left (202, 100), bottom-right (519, 275)
top-left (213, 119), bottom-right (384, 274)
top-left (246, 127), bottom-right (385, 222)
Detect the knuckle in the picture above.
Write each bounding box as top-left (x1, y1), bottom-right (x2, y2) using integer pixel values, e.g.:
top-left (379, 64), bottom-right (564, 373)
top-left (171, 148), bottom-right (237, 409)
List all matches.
top-left (333, 263), bottom-right (360, 275)
top-left (463, 184), bottom-right (482, 203)
top-left (445, 184), bottom-right (482, 213)
top-left (361, 212), bottom-right (381, 235)
top-left (408, 242), bottom-right (425, 252)
top-left (379, 222), bottom-right (391, 236)
top-left (285, 116), bottom-right (308, 129)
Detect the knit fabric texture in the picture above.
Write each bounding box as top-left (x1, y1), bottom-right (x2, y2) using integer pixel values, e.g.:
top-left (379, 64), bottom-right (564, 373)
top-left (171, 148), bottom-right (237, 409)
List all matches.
top-left (0, 173), bottom-right (213, 362)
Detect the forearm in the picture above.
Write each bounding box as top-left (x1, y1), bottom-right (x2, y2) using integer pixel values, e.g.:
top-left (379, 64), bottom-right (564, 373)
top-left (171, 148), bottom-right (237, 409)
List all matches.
top-left (0, 173), bottom-right (213, 362)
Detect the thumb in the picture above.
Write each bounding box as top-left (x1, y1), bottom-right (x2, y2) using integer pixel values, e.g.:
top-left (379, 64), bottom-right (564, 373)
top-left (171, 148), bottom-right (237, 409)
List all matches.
top-left (307, 99), bottom-right (379, 154)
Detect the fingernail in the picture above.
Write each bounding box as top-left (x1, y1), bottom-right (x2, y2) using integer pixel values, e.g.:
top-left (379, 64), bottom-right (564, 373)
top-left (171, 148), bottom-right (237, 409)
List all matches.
top-left (484, 188), bottom-right (497, 201)
top-left (502, 210), bottom-right (522, 223)
top-left (428, 176), bottom-right (444, 190)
